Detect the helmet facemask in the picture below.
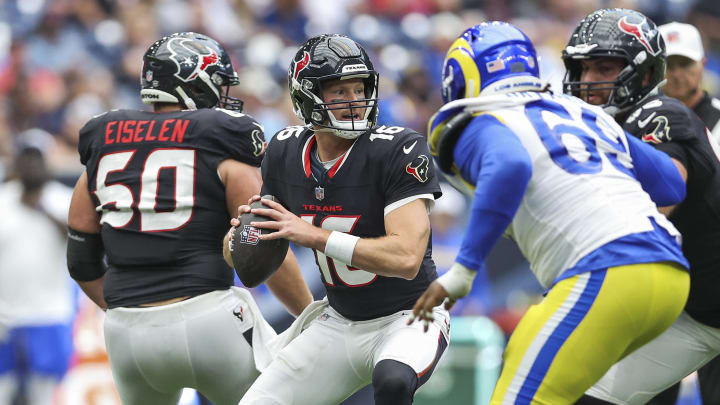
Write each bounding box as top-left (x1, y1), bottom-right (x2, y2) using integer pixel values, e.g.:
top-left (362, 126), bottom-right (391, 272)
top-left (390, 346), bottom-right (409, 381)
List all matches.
top-left (563, 56), bottom-right (639, 115)
top-left (291, 72), bottom-right (379, 140)
top-left (288, 34), bottom-right (380, 140)
top-left (305, 74), bottom-right (378, 139)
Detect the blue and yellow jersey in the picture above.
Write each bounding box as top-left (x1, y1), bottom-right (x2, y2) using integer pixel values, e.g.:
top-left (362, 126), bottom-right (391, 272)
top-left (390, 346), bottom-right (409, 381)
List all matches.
top-left (427, 91), bottom-right (688, 287)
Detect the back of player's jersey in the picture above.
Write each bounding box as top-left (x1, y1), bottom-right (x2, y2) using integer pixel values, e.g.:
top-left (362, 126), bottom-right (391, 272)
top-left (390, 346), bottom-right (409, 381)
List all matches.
top-left (473, 92), bottom-right (678, 287)
top-left (78, 108), bottom-right (264, 307)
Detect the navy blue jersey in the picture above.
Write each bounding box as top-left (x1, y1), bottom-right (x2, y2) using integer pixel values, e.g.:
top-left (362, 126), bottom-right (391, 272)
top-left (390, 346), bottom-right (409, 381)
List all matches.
top-left (623, 94), bottom-right (720, 327)
top-left (78, 108), bottom-right (266, 308)
top-left (261, 125), bottom-right (442, 320)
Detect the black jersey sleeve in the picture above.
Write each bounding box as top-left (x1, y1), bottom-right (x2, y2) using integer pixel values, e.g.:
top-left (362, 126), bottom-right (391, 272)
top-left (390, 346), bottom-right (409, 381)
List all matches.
top-left (379, 129), bottom-right (442, 208)
top-left (260, 136), bottom-right (279, 198)
top-left (77, 112), bottom-right (108, 166)
top-left (624, 97), bottom-right (701, 169)
top-left (204, 109), bottom-right (266, 169)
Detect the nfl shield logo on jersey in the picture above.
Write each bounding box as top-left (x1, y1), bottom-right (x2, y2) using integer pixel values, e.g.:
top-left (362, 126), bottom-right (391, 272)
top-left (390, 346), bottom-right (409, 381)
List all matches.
top-left (315, 186), bottom-right (325, 201)
top-left (239, 225), bottom-right (261, 245)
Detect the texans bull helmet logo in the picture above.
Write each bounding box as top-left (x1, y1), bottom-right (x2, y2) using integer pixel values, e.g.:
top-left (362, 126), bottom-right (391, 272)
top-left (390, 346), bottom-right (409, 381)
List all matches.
top-left (292, 51), bottom-right (311, 80)
top-left (406, 155), bottom-right (430, 183)
top-left (617, 15), bottom-right (663, 56)
top-left (167, 37), bottom-right (220, 83)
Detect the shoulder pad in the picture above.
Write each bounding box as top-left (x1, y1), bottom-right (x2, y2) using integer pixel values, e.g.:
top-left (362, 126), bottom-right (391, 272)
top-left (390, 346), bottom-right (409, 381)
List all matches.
top-left (78, 110), bottom-right (118, 165)
top-left (80, 110), bottom-right (115, 133)
top-left (264, 126), bottom-right (310, 160)
top-left (365, 126), bottom-right (420, 147)
top-left (273, 125), bottom-right (308, 142)
top-left (428, 110), bottom-right (474, 172)
top-left (625, 96), bottom-right (701, 143)
top-left (207, 108), bottom-right (261, 130)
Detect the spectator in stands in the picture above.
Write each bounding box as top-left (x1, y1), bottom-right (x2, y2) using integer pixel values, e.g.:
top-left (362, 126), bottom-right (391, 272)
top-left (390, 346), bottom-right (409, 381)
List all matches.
top-left (0, 135), bottom-right (75, 405)
top-left (661, 22), bottom-right (720, 143)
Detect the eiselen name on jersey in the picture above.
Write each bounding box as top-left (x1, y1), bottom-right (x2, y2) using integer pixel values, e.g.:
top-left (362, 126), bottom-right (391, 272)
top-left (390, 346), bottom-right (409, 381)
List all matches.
top-left (104, 119), bottom-right (190, 145)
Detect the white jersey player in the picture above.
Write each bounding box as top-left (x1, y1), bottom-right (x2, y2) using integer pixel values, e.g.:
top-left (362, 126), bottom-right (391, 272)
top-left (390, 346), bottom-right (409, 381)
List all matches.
top-left (410, 22), bottom-right (691, 404)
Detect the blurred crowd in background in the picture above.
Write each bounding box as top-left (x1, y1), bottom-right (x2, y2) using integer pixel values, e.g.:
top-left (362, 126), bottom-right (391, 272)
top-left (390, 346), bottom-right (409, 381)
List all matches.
top-left (2, 0), bottom-right (719, 181)
top-left (1, 0), bottom-right (719, 404)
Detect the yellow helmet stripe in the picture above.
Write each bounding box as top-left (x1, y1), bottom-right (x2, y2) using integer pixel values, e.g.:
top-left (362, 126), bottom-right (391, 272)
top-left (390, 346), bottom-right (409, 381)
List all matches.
top-left (444, 38), bottom-right (481, 98)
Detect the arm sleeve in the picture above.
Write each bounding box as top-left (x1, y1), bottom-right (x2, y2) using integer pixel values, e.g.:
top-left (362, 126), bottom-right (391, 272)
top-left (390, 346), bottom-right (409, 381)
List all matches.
top-left (627, 133), bottom-right (686, 206)
top-left (453, 114), bottom-right (532, 271)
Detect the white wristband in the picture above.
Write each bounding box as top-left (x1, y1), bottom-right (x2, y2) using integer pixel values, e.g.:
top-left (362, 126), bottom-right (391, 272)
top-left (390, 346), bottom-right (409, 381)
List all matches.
top-left (436, 262), bottom-right (477, 299)
top-left (324, 231), bottom-right (360, 265)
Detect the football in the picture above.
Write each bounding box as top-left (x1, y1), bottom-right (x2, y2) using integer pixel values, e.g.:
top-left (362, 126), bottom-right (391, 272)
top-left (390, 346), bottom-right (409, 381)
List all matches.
top-left (230, 195), bottom-right (289, 288)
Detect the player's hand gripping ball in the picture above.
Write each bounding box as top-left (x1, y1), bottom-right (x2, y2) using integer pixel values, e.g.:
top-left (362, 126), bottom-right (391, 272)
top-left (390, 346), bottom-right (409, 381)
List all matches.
top-left (230, 195), bottom-right (289, 287)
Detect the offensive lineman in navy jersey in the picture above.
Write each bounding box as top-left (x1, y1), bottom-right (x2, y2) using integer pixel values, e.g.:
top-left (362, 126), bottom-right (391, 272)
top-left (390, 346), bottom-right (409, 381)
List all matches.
top-left (559, 9), bottom-right (720, 405)
top-left (232, 34), bottom-right (446, 405)
top-left (66, 32), bottom-right (311, 405)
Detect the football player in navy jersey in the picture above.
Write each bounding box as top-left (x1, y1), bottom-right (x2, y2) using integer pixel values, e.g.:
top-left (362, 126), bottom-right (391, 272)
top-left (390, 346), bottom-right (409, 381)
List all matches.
top-left (231, 34), bottom-right (446, 405)
top-left (559, 9), bottom-right (720, 405)
top-left (66, 32), bottom-right (312, 405)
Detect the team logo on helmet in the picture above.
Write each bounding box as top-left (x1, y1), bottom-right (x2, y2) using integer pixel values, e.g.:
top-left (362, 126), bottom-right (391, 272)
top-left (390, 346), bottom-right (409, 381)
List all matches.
top-left (618, 16), bottom-right (662, 56)
top-left (293, 51), bottom-right (311, 80)
top-left (167, 37), bottom-right (220, 83)
top-left (406, 155), bottom-right (430, 183)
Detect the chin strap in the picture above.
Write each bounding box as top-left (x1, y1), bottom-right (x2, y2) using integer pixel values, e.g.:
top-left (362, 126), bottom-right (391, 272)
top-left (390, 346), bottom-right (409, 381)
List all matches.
top-left (175, 86), bottom-right (197, 110)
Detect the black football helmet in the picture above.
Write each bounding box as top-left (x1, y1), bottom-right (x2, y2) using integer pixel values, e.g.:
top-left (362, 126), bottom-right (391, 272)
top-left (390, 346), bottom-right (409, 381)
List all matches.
top-left (562, 9), bottom-right (666, 115)
top-left (288, 34), bottom-right (379, 139)
top-left (140, 32), bottom-right (243, 111)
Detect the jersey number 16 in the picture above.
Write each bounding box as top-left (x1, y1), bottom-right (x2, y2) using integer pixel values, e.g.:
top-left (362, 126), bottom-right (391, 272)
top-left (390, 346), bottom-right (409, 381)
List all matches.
top-left (300, 215), bottom-right (378, 287)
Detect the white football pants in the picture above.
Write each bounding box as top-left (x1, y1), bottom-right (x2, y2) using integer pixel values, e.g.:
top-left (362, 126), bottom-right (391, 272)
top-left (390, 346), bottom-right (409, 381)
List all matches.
top-left (104, 288), bottom-right (269, 405)
top-left (586, 311), bottom-right (720, 404)
top-left (239, 305), bottom-right (450, 405)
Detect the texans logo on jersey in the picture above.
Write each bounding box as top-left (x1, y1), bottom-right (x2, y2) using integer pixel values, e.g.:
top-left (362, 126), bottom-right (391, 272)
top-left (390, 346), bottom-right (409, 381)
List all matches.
top-left (641, 115), bottom-right (671, 144)
top-left (251, 129), bottom-right (266, 157)
top-left (406, 155), bottom-right (430, 183)
top-left (167, 37), bottom-right (220, 83)
top-left (239, 225), bottom-right (261, 245)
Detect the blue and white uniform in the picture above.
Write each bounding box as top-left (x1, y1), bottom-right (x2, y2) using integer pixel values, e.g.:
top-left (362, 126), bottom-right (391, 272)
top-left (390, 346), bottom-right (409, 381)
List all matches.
top-left (433, 91), bottom-right (686, 288)
top-left (429, 91), bottom-right (690, 404)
